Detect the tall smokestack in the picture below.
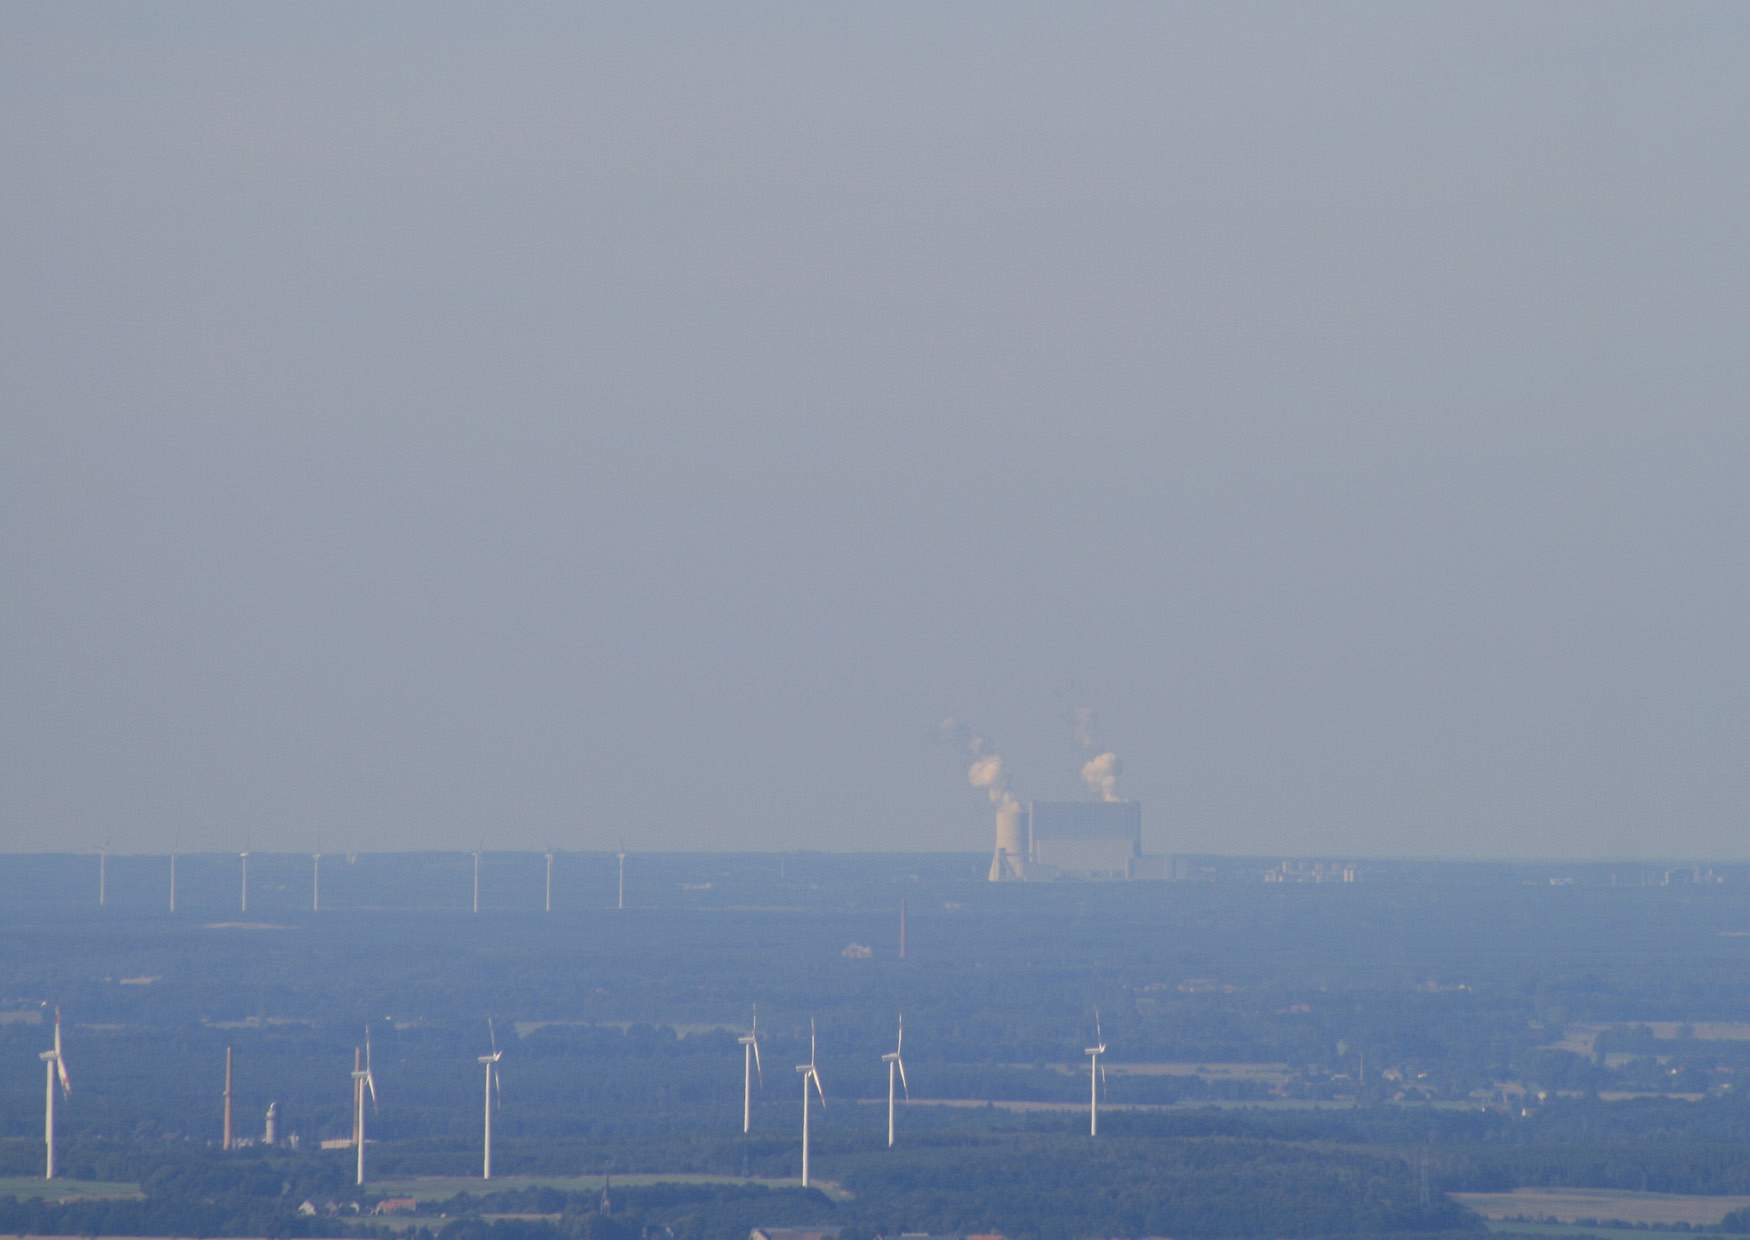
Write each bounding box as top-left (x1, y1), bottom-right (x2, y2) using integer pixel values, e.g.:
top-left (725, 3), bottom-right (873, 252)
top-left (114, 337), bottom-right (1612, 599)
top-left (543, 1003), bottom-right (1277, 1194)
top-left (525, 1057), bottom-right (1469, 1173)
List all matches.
top-left (223, 1045), bottom-right (233, 1151)
top-left (264, 1101), bottom-right (278, 1146)
top-left (899, 898), bottom-right (908, 960)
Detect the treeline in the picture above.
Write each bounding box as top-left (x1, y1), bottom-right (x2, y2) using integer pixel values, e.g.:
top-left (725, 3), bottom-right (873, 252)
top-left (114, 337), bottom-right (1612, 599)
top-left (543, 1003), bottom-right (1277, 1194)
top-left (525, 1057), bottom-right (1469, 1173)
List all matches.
top-left (0, 1194), bottom-right (382, 1239)
top-left (0, 1132), bottom-right (1483, 1240)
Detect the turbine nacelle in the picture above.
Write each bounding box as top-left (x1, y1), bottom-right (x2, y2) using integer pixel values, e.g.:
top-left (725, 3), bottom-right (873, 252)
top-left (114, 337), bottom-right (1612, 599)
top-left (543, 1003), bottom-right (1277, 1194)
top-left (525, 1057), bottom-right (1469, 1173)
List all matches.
top-left (738, 1004), bottom-right (763, 1081)
top-left (480, 1019), bottom-right (504, 1099)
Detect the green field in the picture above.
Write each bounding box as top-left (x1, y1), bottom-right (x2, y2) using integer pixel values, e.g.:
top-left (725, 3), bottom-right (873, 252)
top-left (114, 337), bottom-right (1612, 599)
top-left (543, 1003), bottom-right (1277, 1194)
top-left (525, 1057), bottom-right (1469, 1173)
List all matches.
top-left (373, 1173), bottom-right (852, 1203)
top-left (1486, 1224), bottom-right (1715, 1240)
top-left (0, 1176), bottom-right (144, 1201)
top-left (1455, 1187), bottom-right (1750, 1227)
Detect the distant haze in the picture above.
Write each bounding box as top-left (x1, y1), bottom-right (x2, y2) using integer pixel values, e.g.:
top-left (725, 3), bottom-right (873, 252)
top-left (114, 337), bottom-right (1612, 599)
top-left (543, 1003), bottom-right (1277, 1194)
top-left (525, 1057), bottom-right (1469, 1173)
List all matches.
top-left (5, 4), bottom-right (1749, 858)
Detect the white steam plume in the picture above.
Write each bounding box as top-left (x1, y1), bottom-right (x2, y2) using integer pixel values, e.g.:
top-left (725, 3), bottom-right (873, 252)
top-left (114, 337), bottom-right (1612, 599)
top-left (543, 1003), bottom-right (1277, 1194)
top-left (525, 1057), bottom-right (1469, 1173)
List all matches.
top-left (941, 717), bottom-right (1020, 812)
top-left (1073, 705), bottom-right (1123, 801)
top-left (1080, 751), bottom-right (1122, 802)
top-left (968, 752), bottom-right (1019, 811)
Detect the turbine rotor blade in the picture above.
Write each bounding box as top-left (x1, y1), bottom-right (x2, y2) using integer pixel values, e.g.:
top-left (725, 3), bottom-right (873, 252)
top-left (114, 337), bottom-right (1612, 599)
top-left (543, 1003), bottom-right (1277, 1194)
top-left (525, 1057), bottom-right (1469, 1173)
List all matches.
top-left (364, 1026), bottom-right (379, 1109)
top-left (53, 1009), bottom-right (71, 1094)
top-left (488, 1017), bottom-right (498, 1055)
top-left (812, 1068), bottom-right (825, 1107)
top-left (896, 1057), bottom-right (909, 1099)
top-left (752, 1037), bottom-right (763, 1085)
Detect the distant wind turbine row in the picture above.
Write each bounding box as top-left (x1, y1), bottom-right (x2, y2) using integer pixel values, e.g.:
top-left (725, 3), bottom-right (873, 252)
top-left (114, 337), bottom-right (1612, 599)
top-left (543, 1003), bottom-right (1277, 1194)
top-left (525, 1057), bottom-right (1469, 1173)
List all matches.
top-left (32, 1009), bottom-right (1115, 1187)
top-left (86, 849), bottom-right (635, 914)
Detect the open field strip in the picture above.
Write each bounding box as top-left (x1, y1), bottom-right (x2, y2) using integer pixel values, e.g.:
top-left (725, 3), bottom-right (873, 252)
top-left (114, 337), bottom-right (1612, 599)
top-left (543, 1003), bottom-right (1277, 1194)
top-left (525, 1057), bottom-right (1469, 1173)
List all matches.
top-left (0, 1178), bottom-right (144, 1202)
top-left (373, 1173), bottom-right (851, 1203)
top-left (1544, 1020), bottom-right (1750, 1056)
top-left (1484, 1223), bottom-right (1720, 1240)
top-left (1018, 1060), bottom-right (1293, 1081)
top-left (903, 1096), bottom-right (1477, 1113)
top-left (1454, 1187), bottom-right (1750, 1226)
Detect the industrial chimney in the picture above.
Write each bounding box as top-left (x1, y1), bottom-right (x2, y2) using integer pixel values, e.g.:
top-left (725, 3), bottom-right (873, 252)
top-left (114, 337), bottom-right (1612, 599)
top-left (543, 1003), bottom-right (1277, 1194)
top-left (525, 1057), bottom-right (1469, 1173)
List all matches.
top-left (264, 1101), bottom-right (278, 1146)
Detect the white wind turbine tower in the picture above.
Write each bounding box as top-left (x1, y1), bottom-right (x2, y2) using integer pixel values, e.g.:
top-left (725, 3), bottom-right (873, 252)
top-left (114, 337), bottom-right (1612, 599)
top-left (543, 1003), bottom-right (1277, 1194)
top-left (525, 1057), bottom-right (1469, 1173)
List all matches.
top-left (169, 849), bottom-right (177, 913)
top-left (472, 848), bottom-right (482, 914)
top-left (737, 1005), bottom-right (763, 1134)
top-left (478, 1019), bottom-right (504, 1179)
top-left (1084, 1009), bottom-right (1108, 1137)
top-left (881, 1012), bottom-right (909, 1149)
top-left (616, 845), bottom-right (626, 911)
top-left (349, 1046), bottom-right (361, 1145)
top-left (795, 1018), bottom-right (825, 1188)
top-left (312, 849), bottom-right (321, 912)
top-left (544, 848), bottom-right (555, 913)
top-left (98, 844), bottom-right (108, 909)
top-left (239, 850), bottom-right (250, 913)
top-left (351, 1026), bottom-right (379, 1186)
top-left (39, 1008), bottom-right (72, 1180)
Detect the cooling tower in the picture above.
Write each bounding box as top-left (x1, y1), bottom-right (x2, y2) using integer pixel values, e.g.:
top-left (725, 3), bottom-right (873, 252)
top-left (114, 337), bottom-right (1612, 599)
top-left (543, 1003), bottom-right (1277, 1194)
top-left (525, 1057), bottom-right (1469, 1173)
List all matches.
top-left (988, 802), bottom-right (1027, 881)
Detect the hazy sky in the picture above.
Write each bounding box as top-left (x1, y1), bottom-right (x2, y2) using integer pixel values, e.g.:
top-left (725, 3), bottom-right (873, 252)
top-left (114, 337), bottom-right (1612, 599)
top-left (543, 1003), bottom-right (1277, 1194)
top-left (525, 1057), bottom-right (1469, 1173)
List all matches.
top-left (5, 3), bottom-right (1749, 858)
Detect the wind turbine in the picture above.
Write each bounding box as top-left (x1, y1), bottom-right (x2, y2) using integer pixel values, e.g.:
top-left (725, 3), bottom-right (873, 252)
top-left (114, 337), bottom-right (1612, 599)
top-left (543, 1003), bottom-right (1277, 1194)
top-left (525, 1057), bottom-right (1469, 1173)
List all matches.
top-left (881, 1012), bottom-right (909, 1148)
top-left (737, 1005), bottom-right (763, 1134)
top-left (169, 849), bottom-right (177, 913)
top-left (472, 848), bottom-right (481, 914)
top-left (615, 837), bottom-right (626, 911)
top-left (1084, 1008), bottom-right (1108, 1137)
top-left (544, 847), bottom-right (555, 913)
top-left (478, 1019), bottom-right (504, 1179)
top-left (223, 1045), bottom-right (234, 1150)
top-left (39, 1008), bottom-right (71, 1180)
top-left (795, 1018), bottom-right (825, 1187)
top-left (239, 850), bottom-right (250, 913)
top-left (312, 849), bottom-right (321, 912)
top-left (352, 1026), bottom-right (378, 1185)
top-left (98, 844), bottom-right (108, 909)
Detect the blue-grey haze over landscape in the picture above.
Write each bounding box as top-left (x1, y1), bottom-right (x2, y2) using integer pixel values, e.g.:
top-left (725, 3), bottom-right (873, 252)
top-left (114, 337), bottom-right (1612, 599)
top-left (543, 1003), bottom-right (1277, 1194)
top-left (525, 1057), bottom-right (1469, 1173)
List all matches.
top-left (4, 3), bottom-right (1749, 859)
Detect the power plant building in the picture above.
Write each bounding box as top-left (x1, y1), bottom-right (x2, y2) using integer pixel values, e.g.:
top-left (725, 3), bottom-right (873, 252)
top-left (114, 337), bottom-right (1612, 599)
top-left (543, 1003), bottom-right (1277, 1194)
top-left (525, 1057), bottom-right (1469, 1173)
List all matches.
top-left (989, 800), bottom-right (1160, 881)
top-left (1031, 800), bottom-right (1142, 876)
